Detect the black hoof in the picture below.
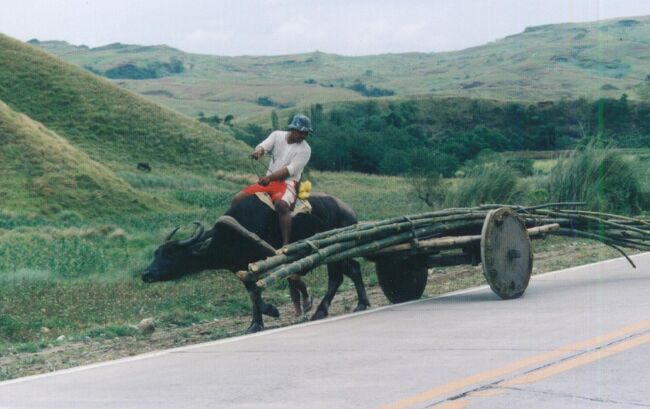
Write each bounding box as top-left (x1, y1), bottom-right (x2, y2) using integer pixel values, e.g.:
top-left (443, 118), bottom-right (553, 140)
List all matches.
top-left (310, 308), bottom-right (328, 321)
top-left (354, 303), bottom-right (369, 312)
top-left (263, 304), bottom-right (280, 318)
top-left (246, 322), bottom-right (264, 333)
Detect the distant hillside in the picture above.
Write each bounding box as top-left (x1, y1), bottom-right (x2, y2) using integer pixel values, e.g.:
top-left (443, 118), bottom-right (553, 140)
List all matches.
top-left (0, 100), bottom-right (173, 216)
top-left (0, 34), bottom-right (250, 174)
top-left (32, 15), bottom-right (650, 119)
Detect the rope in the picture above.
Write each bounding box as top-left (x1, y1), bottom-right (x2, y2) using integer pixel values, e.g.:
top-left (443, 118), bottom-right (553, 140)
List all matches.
top-left (305, 240), bottom-right (319, 252)
top-left (403, 215), bottom-right (420, 248)
top-left (249, 156), bottom-right (266, 180)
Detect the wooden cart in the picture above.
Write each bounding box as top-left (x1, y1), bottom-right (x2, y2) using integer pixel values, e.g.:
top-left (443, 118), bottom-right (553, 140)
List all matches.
top-left (368, 207), bottom-right (558, 302)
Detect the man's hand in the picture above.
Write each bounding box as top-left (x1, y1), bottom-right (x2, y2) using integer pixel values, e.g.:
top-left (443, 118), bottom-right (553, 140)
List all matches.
top-left (258, 176), bottom-right (271, 186)
top-left (251, 149), bottom-right (264, 160)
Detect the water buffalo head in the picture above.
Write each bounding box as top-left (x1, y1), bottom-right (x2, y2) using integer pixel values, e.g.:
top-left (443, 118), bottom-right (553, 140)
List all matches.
top-left (142, 222), bottom-right (205, 282)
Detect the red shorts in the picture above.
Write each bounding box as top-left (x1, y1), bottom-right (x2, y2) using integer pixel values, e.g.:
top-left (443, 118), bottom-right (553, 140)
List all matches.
top-left (243, 181), bottom-right (298, 205)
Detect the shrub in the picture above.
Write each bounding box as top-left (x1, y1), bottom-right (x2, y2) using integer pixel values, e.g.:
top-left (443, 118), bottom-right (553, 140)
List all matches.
top-left (445, 164), bottom-right (527, 207)
top-left (547, 143), bottom-right (644, 214)
top-left (506, 157), bottom-right (535, 176)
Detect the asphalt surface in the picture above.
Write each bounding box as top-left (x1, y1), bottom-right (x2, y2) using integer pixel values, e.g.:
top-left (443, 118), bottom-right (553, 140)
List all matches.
top-left (1, 252), bottom-right (650, 409)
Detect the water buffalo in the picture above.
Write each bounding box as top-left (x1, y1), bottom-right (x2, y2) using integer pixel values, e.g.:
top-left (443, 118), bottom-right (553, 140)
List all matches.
top-left (142, 193), bottom-right (370, 333)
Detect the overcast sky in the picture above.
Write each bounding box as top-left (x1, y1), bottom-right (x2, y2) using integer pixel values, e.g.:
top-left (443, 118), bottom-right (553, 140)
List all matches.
top-left (3, 0), bottom-right (650, 56)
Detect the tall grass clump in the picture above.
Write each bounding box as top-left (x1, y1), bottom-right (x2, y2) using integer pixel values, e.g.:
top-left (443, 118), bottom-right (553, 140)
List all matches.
top-left (444, 164), bottom-right (527, 207)
top-left (547, 143), bottom-right (645, 214)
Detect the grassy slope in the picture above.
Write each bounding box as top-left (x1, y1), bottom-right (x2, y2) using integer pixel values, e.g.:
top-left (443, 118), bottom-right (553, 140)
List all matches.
top-left (0, 34), bottom-right (250, 174)
top-left (32, 15), bottom-right (650, 118)
top-left (0, 100), bottom-right (173, 216)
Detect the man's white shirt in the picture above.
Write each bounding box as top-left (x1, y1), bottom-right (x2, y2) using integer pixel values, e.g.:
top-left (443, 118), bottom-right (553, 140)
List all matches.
top-left (256, 131), bottom-right (311, 183)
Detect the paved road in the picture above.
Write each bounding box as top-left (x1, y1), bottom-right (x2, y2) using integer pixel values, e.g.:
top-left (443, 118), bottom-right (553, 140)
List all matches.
top-left (2, 253), bottom-right (650, 409)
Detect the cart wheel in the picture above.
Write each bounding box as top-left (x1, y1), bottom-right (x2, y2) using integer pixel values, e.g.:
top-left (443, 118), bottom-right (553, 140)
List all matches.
top-left (481, 207), bottom-right (533, 300)
top-left (375, 256), bottom-right (428, 303)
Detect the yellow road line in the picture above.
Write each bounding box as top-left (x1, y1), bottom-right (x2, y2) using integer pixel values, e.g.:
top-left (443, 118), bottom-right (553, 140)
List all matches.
top-left (378, 317), bottom-right (650, 409)
top-left (501, 331), bottom-right (650, 387)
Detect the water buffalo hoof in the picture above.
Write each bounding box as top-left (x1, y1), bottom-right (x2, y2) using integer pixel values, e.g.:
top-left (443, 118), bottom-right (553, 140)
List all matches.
top-left (310, 308), bottom-right (328, 321)
top-left (354, 303), bottom-right (369, 312)
top-left (263, 304), bottom-right (280, 318)
top-left (246, 322), bottom-right (264, 333)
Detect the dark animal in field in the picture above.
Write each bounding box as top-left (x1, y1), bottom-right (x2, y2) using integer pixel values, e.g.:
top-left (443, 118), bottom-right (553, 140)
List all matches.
top-left (142, 193), bottom-right (370, 333)
top-left (137, 162), bottom-right (152, 172)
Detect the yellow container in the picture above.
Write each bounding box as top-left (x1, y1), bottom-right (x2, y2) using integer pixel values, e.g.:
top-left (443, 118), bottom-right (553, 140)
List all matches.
top-left (298, 180), bottom-right (312, 199)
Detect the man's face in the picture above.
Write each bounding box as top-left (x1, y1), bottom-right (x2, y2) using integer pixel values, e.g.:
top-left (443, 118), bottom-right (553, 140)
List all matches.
top-left (290, 130), bottom-right (309, 143)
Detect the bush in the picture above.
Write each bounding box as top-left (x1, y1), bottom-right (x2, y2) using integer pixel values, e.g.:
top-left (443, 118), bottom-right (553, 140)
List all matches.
top-left (445, 164), bottom-right (527, 207)
top-left (547, 143), bottom-right (645, 214)
top-left (506, 157), bottom-right (535, 176)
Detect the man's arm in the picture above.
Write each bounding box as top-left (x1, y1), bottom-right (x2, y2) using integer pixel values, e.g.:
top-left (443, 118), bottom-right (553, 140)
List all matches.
top-left (253, 132), bottom-right (277, 159)
top-left (258, 167), bottom-right (289, 186)
top-left (251, 148), bottom-right (264, 159)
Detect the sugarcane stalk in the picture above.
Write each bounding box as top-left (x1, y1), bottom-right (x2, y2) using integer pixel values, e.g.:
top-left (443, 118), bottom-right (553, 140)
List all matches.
top-left (554, 209), bottom-right (650, 227)
top-left (279, 212), bottom-right (487, 256)
top-left (257, 220), bottom-right (485, 289)
top-left (243, 239), bottom-right (360, 282)
top-left (548, 222), bottom-right (650, 249)
top-left (554, 228), bottom-right (641, 268)
top-left (375, 234), bottom-right (482, 254)
top-left (376, 223), bottom-right (560, 255)
top-left (479, 202), bottom-right (586, 211)
top-left (534, 209), bottom-right (650, 237)
top-left (277, 208), bottom-right (486, 254)
top-left (256, 238), bottom-right (374, 288)
top-left (553, 228), bottom-right (650, 250)
top-left (251, 203), bottom-right (648, 290)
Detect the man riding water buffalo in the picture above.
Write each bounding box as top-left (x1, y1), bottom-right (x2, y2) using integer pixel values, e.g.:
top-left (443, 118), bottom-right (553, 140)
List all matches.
top-left (232, 114), bottom-right (314, 316)
top-left (142, 114), bottom-right (371, 333)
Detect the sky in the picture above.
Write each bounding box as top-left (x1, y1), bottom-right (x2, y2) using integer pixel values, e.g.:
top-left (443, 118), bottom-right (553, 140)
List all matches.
top-left (3, 0), bottom-right (650, 56)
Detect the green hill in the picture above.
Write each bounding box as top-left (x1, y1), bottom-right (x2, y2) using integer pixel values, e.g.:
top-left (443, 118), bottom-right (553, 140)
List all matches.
top-left (31, 15), bottom-right (650, 119)
top-left (0, 34), bottom-right (250, 174)
top-left (0, 100), bottom-right (172, 216)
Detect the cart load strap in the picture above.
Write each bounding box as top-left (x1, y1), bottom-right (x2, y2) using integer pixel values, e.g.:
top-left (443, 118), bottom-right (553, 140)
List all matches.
top-left (255, 192), bottom-right (312, 217)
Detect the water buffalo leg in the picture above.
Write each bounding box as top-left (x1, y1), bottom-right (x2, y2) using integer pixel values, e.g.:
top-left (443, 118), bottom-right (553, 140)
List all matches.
top-left (244, 281), bottom-right (280, 333)
top-left (244, 281), bottom-right (264, 333)
top-left (310, 265), bottom-right (344, 321)
top-left (341, 258), bottom-right (370, 312)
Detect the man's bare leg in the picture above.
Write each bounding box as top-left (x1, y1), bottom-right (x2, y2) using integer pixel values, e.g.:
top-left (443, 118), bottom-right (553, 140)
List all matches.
top-left (276, 200), bottom-right (312, 315)
top-left (275, 201), bottom-right (292, 246)
top-left (288, 277), bottom-right (302, 316)
top-left (289, 274), bottom-right (312, 316)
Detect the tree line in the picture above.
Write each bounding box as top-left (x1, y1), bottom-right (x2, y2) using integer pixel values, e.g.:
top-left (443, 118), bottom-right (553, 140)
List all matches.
top-left (233, 96), bottom-right (650, 176)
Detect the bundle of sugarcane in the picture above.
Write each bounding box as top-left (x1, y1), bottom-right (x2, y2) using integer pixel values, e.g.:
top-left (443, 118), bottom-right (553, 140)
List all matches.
top-left (237, 203), bottom-right (650, 289)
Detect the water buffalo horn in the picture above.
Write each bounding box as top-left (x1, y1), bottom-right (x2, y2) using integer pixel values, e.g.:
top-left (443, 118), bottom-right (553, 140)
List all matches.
top-left (179, 222), bottom-right (204, 247)
top-left (165, 226), bottom-right (181, 242)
